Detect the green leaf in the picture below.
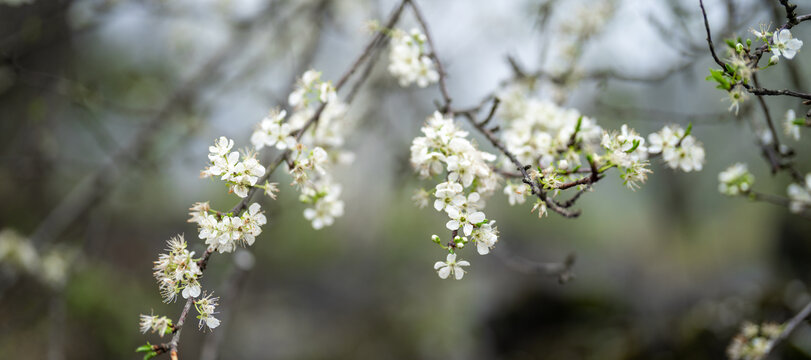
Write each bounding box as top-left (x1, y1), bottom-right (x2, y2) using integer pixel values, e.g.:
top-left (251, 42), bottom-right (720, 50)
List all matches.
top-left (625, 139), bottom-right (640, 153)
top-left (684, 122), bottom-right (693, 137)
top-left (792, 119), bottom-right (806, 126)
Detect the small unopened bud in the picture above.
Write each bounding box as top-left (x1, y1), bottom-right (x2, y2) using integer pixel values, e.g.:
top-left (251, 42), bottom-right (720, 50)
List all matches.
top-left (735, 43), bottom-right (744, 53)
top-left (770, 54), bottom-right (780, 65)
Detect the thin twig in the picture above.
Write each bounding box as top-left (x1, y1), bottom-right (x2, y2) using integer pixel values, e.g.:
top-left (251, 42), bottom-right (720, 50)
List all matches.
top-left (407, 0), bottom-right (452, 113)
top-left (164, 0), bottom-right (411, 355)
top-left (763, 300), bottom-right (811, 359)
top-left (699, 0), bottom-right (727, 69)
top-left (494, 249), bottom-right (576, 284)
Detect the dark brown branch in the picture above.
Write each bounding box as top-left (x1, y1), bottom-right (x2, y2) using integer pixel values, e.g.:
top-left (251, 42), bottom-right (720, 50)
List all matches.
top-left (407, 0), bottom-right (452, 113)
top-left (200, 252), bottom-right (253, 360)
top-left (494, 249), bottom-right (576, 284)
top-left (746, 191), bottom-right (811, 220)
top-left (760, 300), bottom-right (811, 359)
top-left (554, 185), bottom-right (592, 209)
top-left (480, 97), bottom-right (500, 127)
top-left (751, 74), bottom-right (783, 174)
top-left (168, 292), bottom-right (196, 359)
top-left (165, 0), bottom-right (411, 355)
top-left (28, 4), bottom-right (280, 248)
top-left (699, 0), bottom-right (727, 69)
top-left (744, 85), bottom-right (811, 101)
top-left (779, 0), bottom-right (799, 26)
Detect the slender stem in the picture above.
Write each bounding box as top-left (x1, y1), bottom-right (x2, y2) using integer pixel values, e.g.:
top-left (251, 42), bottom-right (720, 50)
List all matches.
top-left (407, 0), bottom-right (452, 113)
top-left (163, 1), bottom-right (411, 356)
top-left (699, 0), bottom-right (726, 69)
top-left (763, 300), bottom-right (811, 359)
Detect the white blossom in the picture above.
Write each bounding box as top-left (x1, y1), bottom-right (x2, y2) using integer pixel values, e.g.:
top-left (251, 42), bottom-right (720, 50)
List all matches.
top-left (194, 203), bottom-right (266, 253)
top-left (302, 183), bottom-right (345, 230)
top-left (444, 206), bottom-right (486, 236)
top-left (251, 110), bottom-right (297, 151)
top-left (784, 109), bottom-right (801, 141)
top-left (787, 174), bottom-right (811, 213)
top-left (503, 182), bottom-right (529, 206)
top-left (648, 125), bottom-right (705, 172)
top-left (288, 70), bottom-right (336, 109)
top-left (195, 293), bottom-right (221, 331)
top-left (727, 321), bottom-right (783, 360)
top-left (471, 221), bottom-right (499, 255)
top-left (202, 137), bottom-right (267, 198)
top-left (434, 181), bottom-right (463, 211)
top-left (0, 229), bottom-right (39, 273)
top-left (388, 28), bottom-right (438, 88)
top-left (718, 163), bottom-right (755, 196)
top-left (726, 86), bottom-right (748, 115)
top-left (412, 188), bottom-right (431, 209)
top-left (153, 235), bottom-right (203, 302)
top-left (772, 29), bottom-right (803, 60)
top-left (433, 253), bottom-right (470, 280)
top-left (139, 313), bottom-right (173, 337)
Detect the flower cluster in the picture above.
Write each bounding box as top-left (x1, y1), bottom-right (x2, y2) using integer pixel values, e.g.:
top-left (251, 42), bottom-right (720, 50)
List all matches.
top-left (189, 202), bottom-right (267, 254)
top-left (251, 109), bottom-right (297, 151)
top-left (503, 181), bottom-right (531, 206)
top-left (195, 293), bottom-right (220, 331)
top-left (559, 1), bottom-right (614, 39)
top-left (202, 136), bottom-right (266, 198)
top-left (288, 69), bottom-right (336, 109)
top-left (648, 125), bottom-right (706, 172)
top-left (388, 28), bottom-right (439, 88)
top-left (410, 111), bottom-right (501, 279)
top-left (0, 228), bottom-right (39, 274)
top-left (718, 163), bottom-right (755, 196)
top-left (0, 228), bottom-right (73, 289)
top-left (727, 321), bottom-right (783, 360)
top-left (497, 88), bottom-right (706, 208)
top-left (600, 125), bottom-right (651, 190)
top-left (499, 93), bottom-right (602, 168)
top-left (787, 173), bottom-right (811, 214)
top-left (288, 146), bottom-right (345, 230)
top-left (139, 313), bottom-right (174, 337)
top-left (274, 70), bottom-right (353, 230)
top-left (153, 235), bottom-right (203, 302)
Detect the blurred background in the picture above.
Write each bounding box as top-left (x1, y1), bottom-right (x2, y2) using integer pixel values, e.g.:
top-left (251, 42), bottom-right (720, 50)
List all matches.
top-left (1, 0), bottom-right (811, 359)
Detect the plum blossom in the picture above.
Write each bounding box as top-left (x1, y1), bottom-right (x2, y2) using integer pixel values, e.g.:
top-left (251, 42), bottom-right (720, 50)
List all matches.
top-left (388, 28), bottom-right (438, 88)
top-left (195, 293), bottom-right (221, 331)
top-left (251, 109), bottom-right (297, 151)
top-left (444, 206), bottom-right (486, 236)
top-left (784, 109), bottom-right (801, 141)
top-left (648, 125), bottom-right (705, 172)
top-left (772, 29), bottom-right (803, 60)
top-left (787, 174), bottom-right (811, 214)
top-left (152, 235), bottom-right (203, 302)
top-left (718, 163), bottom-right (755, 196)
top-left (202, 137), bottom-right (266, 198)
top-left (139, 313), bottom-right (173, 337)
top-left (433, 253), bottom-right (470, 280)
